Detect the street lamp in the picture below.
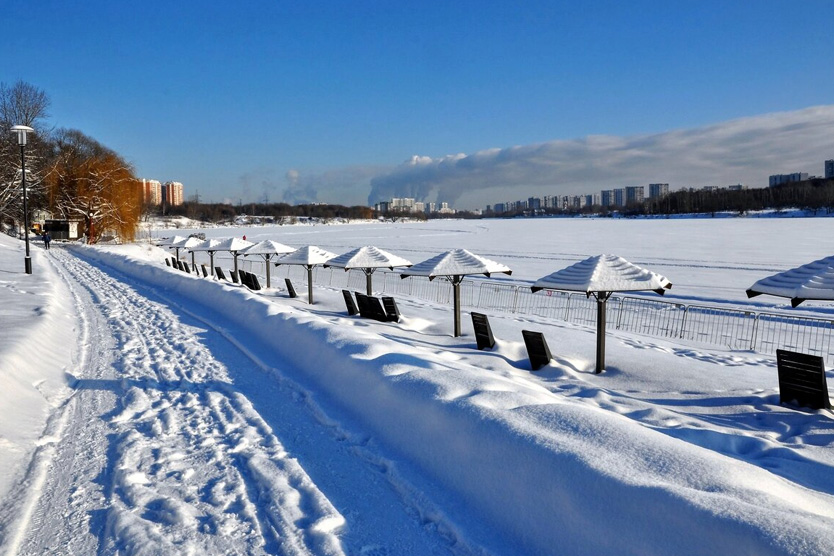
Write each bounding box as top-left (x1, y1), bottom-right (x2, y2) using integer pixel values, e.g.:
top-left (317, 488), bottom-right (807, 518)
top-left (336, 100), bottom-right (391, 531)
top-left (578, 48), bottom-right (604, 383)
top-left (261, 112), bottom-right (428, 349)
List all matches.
top-left (11, 125), bottom-right (35, 274)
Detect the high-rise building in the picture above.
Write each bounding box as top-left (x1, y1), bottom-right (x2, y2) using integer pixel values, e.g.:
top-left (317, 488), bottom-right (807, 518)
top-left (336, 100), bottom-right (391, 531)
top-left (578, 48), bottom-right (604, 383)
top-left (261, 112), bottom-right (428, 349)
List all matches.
top-left (649, 183), bottom-right (669, 198)
top-left (613, 188), bottom-right (625, 207)
top-left (826, 159), bottom-right (834, 179)
top-left (769, 173), bottom-right (808, 187)
top-left (600, 190), bottom-right (614, 207)
top-left (162, 181), bottom-right (185, 206)
top-left (140, 179), bottom-right (162, 205)
top-left (625, 186), bottom-right (645, 205)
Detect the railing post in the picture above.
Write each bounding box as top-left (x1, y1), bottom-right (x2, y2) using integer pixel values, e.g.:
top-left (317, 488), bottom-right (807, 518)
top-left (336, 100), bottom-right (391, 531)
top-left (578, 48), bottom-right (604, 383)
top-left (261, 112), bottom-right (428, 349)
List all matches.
top-left (680, 305), bottom-right (688, 339)
top-left (564, 293), bottom-right (572, 322)
top-left (750, 313), bottom-right (760, 351)
top-left (615, 296), bottom-right (625, 330)
top-left (512, 285), bottom-right (520, 313)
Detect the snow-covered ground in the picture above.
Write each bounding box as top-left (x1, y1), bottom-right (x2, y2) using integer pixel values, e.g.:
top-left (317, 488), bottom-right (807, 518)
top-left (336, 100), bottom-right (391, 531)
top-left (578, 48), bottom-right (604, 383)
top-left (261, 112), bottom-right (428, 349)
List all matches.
top-left (1, 217), bottom-right (834, 555)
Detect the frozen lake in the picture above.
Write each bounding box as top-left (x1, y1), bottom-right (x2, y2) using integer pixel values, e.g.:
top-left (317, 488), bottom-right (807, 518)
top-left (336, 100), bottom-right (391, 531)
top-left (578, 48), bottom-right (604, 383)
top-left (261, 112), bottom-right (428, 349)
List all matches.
top-left (163, 216), bottom-right (833, 307)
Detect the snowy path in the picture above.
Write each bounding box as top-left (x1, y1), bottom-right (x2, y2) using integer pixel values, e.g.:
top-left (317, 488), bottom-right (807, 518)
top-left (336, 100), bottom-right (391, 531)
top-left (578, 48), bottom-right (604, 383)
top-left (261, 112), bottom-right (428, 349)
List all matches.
top-left (7, 247), bottom-right (461, 555)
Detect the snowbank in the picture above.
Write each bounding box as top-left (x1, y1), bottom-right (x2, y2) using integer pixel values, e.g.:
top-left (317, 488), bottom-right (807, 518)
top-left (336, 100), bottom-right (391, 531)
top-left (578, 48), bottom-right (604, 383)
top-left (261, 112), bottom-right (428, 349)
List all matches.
top-left (70, 242), bottom-right (834, 556)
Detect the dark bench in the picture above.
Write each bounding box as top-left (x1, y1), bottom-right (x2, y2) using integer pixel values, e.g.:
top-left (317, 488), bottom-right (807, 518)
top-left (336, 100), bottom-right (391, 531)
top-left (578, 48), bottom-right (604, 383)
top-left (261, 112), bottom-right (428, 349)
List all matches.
top-left (522, 330), bottom-right (553, 371)
top-left (165, 258), bottom-right (171, 267)
top-left (248, 271), bottom-right (261, 291)
top-left (342, 290), bottom-right (359, 315)
top-left (285, 278), bottom-right (298, 298)
top-left (201, 264), bottom-right (209, 277)
top-left (381, 297), bottom-right (401, 322)
top-left (471, 312), bottom-right (495, 350)
top-left (355, 293), bottom-right (388, 322)
top-left (182, 261), bottom-right (191, 274)
top-left (239, 270), bottom-right (262, 291)
top-left (229, 270), bottom-right (239, 284)
top-left (776, 349), bottom-right (831, 409)
top-left (215, 267), bottom-right (227, 281)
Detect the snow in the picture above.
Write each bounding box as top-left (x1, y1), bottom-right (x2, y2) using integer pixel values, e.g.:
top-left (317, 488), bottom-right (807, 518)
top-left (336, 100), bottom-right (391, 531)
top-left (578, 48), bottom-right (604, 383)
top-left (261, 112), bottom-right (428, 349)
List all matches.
top-left (402, 248), bottom-right (512, 279)
top-left (531, 254), bottom-right (672, 293)
top-left (1, 218), bottom-right (834, 555)
top-left (747, 255), bottom-right (834, 304)
top-left (187, 237), bottom-right (226, 252)
top-left (275, 245), bottom-right (338, 266)
top-left (206, 236), bottom-right (254, 253)
top-left (324, 246), bottom-right (413, 270)
top-left (241, 240), bottom-right (297, 256)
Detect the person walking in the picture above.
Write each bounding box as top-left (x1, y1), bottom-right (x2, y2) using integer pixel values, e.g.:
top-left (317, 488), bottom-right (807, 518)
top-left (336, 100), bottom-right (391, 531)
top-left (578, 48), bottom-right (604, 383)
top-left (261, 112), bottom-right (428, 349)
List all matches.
top-left (43, 232), bottom-right (51, 250)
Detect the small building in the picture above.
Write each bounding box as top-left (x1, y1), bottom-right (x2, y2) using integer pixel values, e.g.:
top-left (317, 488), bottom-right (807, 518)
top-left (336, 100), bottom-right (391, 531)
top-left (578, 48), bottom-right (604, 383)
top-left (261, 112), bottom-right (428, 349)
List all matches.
top-left (44, 219), bottom-right (83, 241)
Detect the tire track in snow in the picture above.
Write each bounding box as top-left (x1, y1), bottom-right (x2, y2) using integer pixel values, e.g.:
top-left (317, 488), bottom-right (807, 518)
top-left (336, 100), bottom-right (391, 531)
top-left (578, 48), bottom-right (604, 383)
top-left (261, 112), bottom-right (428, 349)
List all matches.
top-left (16, 247), bottom-right (346, 555)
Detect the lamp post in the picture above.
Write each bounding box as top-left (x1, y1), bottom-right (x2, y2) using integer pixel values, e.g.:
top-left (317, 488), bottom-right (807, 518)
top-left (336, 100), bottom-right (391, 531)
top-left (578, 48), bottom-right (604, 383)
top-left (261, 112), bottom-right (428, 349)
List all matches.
top-left (11, 125), bottom-right (35, 274)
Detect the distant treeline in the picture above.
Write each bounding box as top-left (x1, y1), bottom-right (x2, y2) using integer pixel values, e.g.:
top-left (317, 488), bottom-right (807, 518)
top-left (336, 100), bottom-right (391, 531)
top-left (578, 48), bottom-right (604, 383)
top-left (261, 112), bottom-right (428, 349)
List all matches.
top-left (486, 178), bottom-right (834, 219)
top-left (157, 202), bottom-right (379, 223)
top-left (153, 179), bottom-right (834, 224)
top-left (639, 178), bottom-right (834, 216)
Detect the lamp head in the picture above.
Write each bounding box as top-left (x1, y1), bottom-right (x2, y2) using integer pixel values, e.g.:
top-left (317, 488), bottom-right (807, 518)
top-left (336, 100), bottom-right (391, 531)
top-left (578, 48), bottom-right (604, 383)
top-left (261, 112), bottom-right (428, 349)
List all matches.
top-left (11, 125), bottom-right (35, 146)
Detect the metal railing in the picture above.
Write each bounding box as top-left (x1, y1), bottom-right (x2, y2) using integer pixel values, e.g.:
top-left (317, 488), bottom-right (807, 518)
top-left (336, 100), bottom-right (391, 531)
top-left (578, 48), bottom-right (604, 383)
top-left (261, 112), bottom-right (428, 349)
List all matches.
top-left (221, 254), bottom-right (834, 364)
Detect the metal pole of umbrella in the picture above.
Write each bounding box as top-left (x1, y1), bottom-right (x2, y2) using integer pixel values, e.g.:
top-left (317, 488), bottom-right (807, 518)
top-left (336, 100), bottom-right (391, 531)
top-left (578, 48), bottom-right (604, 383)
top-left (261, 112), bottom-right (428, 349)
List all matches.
top-left (209, 252), bottom-right (215, 277)
top-left (264, 254), bottom-right (272, 288)
top-left (365, 269), bottom-right (373, 297)
top-left (307, 265), bottom-right (314, 304)
top-left (191, 251), bottom-right (196, 272)
top-left (453, 276), bottom-right (463, 337)
top-left (594, 291), bottom-right (611, 374)
top-left (233, 253), bottom-right (239, 277)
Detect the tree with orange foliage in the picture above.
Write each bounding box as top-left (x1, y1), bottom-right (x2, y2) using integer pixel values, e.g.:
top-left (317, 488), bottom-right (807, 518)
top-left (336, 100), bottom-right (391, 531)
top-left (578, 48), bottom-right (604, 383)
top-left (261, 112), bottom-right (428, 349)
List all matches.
top-left (44, 129), bottom-right (142, 243)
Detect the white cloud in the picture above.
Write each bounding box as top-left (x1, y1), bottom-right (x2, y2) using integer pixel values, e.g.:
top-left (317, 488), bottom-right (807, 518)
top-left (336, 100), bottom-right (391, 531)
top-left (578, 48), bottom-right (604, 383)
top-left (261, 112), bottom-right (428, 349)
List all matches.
top-left (367, 105), bottom-right (834, 209)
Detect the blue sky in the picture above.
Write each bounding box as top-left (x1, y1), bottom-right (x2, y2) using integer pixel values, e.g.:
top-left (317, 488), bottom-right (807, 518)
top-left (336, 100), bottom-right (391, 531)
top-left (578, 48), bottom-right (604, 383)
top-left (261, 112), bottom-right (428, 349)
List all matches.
top-left (4, 1), bottom-right (834, 209)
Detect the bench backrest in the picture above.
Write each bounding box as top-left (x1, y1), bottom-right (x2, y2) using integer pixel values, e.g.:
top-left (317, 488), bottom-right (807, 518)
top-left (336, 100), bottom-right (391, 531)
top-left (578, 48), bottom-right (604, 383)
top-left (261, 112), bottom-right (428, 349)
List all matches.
top-left (776, 349), bottom-right (831, 409)
top-left (381, 297), bottom-right (400, 322)
top-left (342, 290), bottom-right (359, 315)
top-left (247, 272), bottom-right (261, 290)
top-left (285, 278), bottom-right (298, 298)
top-left (356, 293), bottom-right (388, 321)
top-left (165, 258), bottom-right (171, 267)
top-left (471, 312), bottom-right (495, 350)
top-left (522, 330), bottom-right (552, 371)
top-left (201, 264), bottom-right (209, 277)
top-left (215, 267), bottom-right (227, 280)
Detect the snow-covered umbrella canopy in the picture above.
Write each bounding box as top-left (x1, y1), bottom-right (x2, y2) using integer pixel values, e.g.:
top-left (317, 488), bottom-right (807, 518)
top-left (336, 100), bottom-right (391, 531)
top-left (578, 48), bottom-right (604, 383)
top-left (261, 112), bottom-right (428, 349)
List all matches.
top-left (188, 238), bottom-right (227, 278)
top-left (240, 240), bottom-right (296, 289)
top-left (171, 236), bottom-right (204, 271)
top-left (159, 235), bottom-right (189, 260)
top-left (188, 238), bottom-right (226, 252)
top-left (746, 255), bottom-right (834, 308)
top-left (324, 246), bottom-right (413, 296)
top-left (400, 248), bottom-right (511, 281)
top-left (531, 254), bottom-right (672, 374)
top-left (274, 246), bottom-right (338, 304)
top-left (241, 240), bottom-right (296, 257)
top-left (158, 235), bottom-right (188, 247)
top-left (400, 249), bottom-right (512, 337)
top-left (531, 254), bottom-right (672, 296)
top-left (208, 237), bottom-right (253, 276)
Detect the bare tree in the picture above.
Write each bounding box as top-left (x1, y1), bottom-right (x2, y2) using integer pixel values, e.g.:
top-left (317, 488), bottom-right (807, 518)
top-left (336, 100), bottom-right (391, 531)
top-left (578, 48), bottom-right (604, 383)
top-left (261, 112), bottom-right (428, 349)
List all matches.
top-left (0, 81), bottom-right (50, 128)
top-left (0, 81), bottom-right (51, 230)
top-left (45, 129), bottom-right (142, 243)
